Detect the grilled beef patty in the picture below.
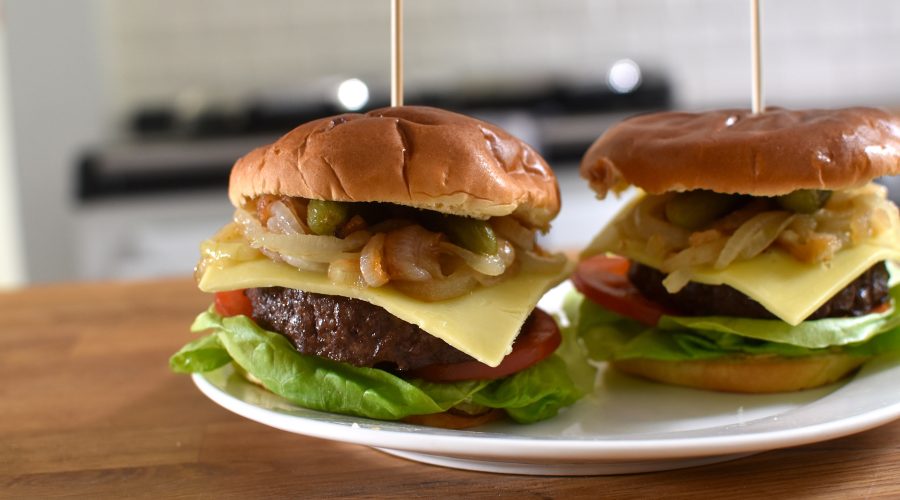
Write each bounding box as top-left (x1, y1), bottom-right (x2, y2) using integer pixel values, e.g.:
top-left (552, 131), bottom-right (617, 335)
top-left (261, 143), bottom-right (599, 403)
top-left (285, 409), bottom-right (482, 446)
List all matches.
top-left (245, 287), bottom-right (475, 371)
top-left (628, 261), bottom-right (890, 320)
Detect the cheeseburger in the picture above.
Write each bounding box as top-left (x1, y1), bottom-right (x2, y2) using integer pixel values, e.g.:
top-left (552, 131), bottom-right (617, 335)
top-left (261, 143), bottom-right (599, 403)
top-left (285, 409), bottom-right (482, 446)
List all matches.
top-left (572, 107), bottom-right (900, 393)
top-left (171, 106), bottom-right (586, 428)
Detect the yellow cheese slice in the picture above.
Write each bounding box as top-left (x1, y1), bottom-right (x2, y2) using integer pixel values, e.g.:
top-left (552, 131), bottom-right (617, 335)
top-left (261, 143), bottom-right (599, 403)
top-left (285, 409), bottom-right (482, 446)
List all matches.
top-left (585, 195), bottom-right (900, 326)
top-left (198, 240), bottom-right (571, 367)
top-left (632, 232), bottom-right (900, 326)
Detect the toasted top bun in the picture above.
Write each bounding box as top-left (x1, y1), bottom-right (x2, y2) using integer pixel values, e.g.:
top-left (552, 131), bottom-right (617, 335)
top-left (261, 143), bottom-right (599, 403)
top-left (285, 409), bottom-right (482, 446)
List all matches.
top-left (229, 106), bottom-right (559, 229)
top-left (581, 107), bottom-right (900, 198)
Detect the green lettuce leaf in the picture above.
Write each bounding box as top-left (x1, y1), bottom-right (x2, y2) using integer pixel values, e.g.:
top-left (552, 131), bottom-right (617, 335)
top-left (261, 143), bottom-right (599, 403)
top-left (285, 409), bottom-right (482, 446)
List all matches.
top-left (170, 332), bottom-right (231, 373)
top-left (658, 287), bottom-right (900, 348)
top-left (171, 308), bottom-right (589, 423)
top-left (556, 291), bottom-right (598, 395)
top-left (574, 286), bottom-right (900, 362)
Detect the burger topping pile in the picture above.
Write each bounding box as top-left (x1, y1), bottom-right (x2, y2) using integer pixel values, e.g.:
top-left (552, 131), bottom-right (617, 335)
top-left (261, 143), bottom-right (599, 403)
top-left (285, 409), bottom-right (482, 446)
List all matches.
top-left (200, 195), bottom-right (567, 302)
top-left (608, 183), bottom-right (899, 293)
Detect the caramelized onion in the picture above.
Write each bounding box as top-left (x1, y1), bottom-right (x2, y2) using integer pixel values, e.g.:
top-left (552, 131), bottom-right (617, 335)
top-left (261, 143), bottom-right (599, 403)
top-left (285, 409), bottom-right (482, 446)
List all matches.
top-left (439, 240), bottom-right (512, 276)
top-left (661, 239), bottom-right (727, 275)
top-left (662, 269), bottom-right (693, 294)
top-left (328, 257), bottom-right (364, 286)
top-left (266, 201), bottom-right (306, 235)
top-left (715, 211), bottom-right (795, 269)
top-left (520, 247), bottom-right (568, 274)
top-left (778, 230), bottom-right (842, 263)
top-left (236, 208), bottom-right (369, 263)
top-left (359, 233), bottom-right (390, 287)
top-left (264, 249), bottom-right (327, 272)
top-left (392, 269), bottom-right (479, 302)
top-left (632, 195), bottom-right (691, 248)
top-left (383, 225), bottom-right (444, 281)
top-left (492, 217), bottom-right (535, 250)
top-left (473, 260), bottom-right (519, 287)
top-left (614, 184), bottom-right (898, 292)
top-left (234, 199), bottom-right (568, 300)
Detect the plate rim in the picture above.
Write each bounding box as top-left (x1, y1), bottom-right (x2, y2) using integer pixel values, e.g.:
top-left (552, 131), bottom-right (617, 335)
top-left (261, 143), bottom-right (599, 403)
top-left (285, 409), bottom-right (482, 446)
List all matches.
top-left (191, 357), bottom-right (900, 461)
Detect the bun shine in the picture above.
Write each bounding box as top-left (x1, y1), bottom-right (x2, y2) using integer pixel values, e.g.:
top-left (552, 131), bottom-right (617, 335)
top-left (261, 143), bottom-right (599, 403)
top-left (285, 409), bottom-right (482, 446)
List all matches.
top-left (229, 106), bottom-right (560, 229)
top-left (581, 107), bottom-right (900, 198)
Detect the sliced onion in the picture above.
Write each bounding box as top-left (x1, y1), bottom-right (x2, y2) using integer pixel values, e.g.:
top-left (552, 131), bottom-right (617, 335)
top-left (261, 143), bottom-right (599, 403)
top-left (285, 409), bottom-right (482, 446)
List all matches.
top-left (359, 233), bottom-right (390, 287)
top-left (474, 260), bottom-right (519, 287)
top-left (328, 257), bottom-right (363, 286)
top-left (520, 247), bottom-right (568, 274)
top-left (201, 223), bottom-right (261, 263)
top-left (715, 211), bottom-right (795, 269)
top-left (258, 231), bottom-right (369, 262)
top-left (871, 205), bottom-right (896, 233)
top-left (492, 217), bottom-right (535, 250)
top-left (383, 225), bottom-right (444, 281)
top-left (777, 231), bottom-right (841, 263)
top-left (439, 241), bottom-right (512, 276)
top-left (662, 268), bottom-right (694, 294)
top-left (263, 248), bottom-right (327, 272)
top-left (645, 234), bottom-right (671, 260)
top-left (662, 238), bottom-right (727, 273)
top-left (266, 201), bottom-right (306, 235)
top-left (712, 199), bottom-right (769, 232)
top-left (497, 239), bottom-right (516, 267)
top-left (618, 184), bottom-right (898, 291)
top-left (236, 208), bottom-right (369, 262)
top-left (337, 214), bottom-right (368, 238)
top-left (392, 269), bottom-right (479, 302)
top-left (788, 214), bottom-right (817, 236)
top-left (632, 195), bottom-right (691, 248)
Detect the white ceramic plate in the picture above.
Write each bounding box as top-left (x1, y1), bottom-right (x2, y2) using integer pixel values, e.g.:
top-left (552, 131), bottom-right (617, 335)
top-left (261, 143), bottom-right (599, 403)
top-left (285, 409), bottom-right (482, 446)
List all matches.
top-left (191, 285), bottom-right (900, 475)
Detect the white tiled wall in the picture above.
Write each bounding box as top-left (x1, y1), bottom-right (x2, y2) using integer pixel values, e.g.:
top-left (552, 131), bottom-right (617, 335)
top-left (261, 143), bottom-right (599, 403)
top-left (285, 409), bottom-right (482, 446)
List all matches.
top-left (97, 0), bottom-right (900, 122)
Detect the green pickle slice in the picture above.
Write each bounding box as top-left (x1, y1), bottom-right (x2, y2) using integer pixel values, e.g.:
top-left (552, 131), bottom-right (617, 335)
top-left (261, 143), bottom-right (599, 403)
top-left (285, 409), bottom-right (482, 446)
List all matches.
top-left (307, 199), bottom-right (351, 235)
top-left (665, 191), bottom-right (743, 230)
top-left (776, 189), bottom-right (832, 214)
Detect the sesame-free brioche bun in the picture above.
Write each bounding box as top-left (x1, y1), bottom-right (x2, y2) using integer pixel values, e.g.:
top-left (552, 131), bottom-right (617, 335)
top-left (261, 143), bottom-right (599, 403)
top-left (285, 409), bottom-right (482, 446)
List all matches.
top-left (612, 353), bottom-right (867, 393)
top-left (229, 106), bottom-right (559, 229)
top-left (581, 107), bottom-right (900, 198)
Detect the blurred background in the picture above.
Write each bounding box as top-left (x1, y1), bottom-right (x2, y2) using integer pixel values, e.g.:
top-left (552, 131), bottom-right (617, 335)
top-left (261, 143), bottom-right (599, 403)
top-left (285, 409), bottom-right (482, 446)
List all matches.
top-left (0, 0), bottom-right (899, 287)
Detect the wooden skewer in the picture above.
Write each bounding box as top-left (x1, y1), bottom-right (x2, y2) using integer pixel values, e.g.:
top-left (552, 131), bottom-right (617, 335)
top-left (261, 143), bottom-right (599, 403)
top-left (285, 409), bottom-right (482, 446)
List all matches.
top-left (391, 0), bottom-right (404, 107)
top-left (750, 0), bottom-right (763, 114)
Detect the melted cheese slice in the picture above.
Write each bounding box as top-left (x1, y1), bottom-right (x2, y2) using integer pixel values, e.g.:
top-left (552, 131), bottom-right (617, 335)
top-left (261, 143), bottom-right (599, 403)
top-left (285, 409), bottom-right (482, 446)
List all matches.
top-left (585, 196), bottom-right (900, 326)
top-left (198, 239), bottom-right (571, 367)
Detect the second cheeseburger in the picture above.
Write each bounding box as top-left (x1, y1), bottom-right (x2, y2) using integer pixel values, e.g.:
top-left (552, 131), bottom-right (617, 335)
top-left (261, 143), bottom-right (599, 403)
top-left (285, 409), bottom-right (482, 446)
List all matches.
top-left (171, 106), bottom-right (586, 427)
top-left (573, 107), bottom-right (900, 393)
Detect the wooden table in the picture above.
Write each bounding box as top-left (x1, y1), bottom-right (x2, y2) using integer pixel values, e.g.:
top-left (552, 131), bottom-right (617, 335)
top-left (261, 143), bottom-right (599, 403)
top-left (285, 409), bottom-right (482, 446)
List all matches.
top-left (2, 278), bottom-right (899, 498)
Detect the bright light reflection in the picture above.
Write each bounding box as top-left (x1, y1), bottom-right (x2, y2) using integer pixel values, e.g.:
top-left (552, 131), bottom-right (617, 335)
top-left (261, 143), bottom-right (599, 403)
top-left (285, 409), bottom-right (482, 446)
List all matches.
top-left (337, 78), bottom-right (369, 111)
top-left (607, 59), bottom-right (642, 94)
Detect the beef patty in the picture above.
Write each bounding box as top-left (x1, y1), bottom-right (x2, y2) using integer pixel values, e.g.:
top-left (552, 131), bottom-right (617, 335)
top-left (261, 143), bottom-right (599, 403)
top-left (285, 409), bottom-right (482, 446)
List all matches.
top-left (245, 287), bottom-right (475, 371)
top-left (628, 261), bottom-right (890, 320)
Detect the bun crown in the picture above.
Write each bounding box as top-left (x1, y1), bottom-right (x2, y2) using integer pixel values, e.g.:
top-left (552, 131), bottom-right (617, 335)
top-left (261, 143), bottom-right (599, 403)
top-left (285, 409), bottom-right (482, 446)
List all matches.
top-left (229, 106), bottom-right (559, 229)
top-left (581, 107), bottom-right (900, 197)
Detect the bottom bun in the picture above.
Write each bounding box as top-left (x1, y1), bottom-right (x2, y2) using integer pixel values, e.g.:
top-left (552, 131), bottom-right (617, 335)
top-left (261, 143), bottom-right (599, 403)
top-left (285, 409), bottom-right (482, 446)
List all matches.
top-left (402, 409), bottom-right (505, 429)
top-left (612, 354), bottom-right (868, 393)
top-left (236, 364), bottom-right (505, 429)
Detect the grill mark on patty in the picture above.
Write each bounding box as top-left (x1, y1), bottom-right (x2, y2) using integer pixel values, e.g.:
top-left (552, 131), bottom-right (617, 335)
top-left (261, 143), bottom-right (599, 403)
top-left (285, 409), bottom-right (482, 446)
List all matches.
top-left (628, 261), bottom-right (890, 320)
top-left (245, 287), bottom-right (475, 371)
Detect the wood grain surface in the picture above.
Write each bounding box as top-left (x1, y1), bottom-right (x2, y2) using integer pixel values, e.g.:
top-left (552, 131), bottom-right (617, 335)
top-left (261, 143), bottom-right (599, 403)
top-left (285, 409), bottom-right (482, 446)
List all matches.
top-left (2, 278), bottom-right (900, 498)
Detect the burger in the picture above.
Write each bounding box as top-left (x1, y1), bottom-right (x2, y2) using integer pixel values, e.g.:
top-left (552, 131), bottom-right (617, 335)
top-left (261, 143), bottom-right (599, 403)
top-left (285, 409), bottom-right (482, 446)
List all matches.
top-left (170, 106), bottom-right (588, 428)
top-left (571, 107), bottom-right (900, 393)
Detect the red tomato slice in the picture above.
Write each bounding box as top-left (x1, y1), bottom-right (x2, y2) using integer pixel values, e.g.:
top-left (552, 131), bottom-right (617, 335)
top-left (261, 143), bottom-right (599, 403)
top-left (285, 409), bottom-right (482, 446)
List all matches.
top-left (214, 290), bottom-right (254, 317)
top-left (571, 255), bottom-right (671, 326)
top-left (871, 302), bottom-right (891, 314)
top-left (409, 308), bottom-right (561, 382)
